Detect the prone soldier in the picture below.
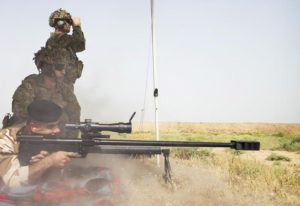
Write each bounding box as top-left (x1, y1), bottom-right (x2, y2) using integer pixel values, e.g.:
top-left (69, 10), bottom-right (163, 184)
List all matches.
top-left (0, 101), bottom-right (122, 206)
top-left (0, 100), bottom-right (77, 187)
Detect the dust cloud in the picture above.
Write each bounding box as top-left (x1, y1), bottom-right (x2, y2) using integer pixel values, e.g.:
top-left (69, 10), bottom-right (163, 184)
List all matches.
top-left (71, 154), bottom-right (276, 206)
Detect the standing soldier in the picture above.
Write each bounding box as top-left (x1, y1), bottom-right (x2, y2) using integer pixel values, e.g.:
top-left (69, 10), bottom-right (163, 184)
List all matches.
top-left (10, 47), bottom-right (81, 135)
top-left (47, 8), bottom-right (85, 91)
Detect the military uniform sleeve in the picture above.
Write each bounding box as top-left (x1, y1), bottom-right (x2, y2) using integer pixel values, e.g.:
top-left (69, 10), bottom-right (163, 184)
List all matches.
top-left (0, 129), bottom-right (29, 187)
top-left (62, 85), bottom-right (81, 123)
top-left (46, 26), bottom-right (85, 53)
top-left (12, 77), bottom-right (36, 122)
top-left (70, 26), bottom-right (85, 52)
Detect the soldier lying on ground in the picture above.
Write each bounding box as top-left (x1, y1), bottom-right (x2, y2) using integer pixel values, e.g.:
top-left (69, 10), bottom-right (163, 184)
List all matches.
top-left (0, 100), bottom-right (77, 187)
top-left (47, 8), bottom-right (86, 91)
top-left (9, 47), bottom-right (80, 135)
top-left (0, 100), bottom-right (123, 206)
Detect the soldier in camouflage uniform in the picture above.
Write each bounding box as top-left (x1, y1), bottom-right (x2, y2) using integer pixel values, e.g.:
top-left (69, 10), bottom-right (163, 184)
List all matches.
top-left (11, 47), bottom-right (81, 136)
top-left (46, 8), bottom-right (85, 91)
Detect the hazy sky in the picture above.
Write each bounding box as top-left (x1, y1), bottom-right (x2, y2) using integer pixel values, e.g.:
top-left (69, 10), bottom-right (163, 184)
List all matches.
top-left (0, 0), bottom-right (299, 123)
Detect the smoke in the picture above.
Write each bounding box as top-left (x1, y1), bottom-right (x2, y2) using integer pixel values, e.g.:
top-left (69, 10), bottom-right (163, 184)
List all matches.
top-left (76, 80), bottom-right (143, 123)
top-left (118, 157), bottom-right (233, 206)
top-left (67, 155), bottom-right (276, 206)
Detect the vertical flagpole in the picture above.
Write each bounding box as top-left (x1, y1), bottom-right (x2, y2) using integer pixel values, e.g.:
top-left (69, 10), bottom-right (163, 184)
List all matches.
top-left (150, 0), bottom-right (160, 166)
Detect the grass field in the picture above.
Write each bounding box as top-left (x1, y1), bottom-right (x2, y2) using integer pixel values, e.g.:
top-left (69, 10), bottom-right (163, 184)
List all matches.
top-left (112, 122), bottom-right (300, 205)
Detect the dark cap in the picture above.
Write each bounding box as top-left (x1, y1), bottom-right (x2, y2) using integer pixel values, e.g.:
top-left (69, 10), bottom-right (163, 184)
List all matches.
top-left (27, 100), bottom-right (62, 123)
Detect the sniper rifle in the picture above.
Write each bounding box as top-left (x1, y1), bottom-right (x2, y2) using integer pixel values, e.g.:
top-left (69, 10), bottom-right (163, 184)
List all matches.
top-left (17, 112), bottom-right (260, 182)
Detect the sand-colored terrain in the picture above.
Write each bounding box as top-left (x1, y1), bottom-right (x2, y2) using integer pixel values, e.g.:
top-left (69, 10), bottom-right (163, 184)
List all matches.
top-left (56, 122), bottom-right (300, 205)
top-left (76, 152), bottom-right (299, 206)
top-left (134, 122), bottom-right (300, 135)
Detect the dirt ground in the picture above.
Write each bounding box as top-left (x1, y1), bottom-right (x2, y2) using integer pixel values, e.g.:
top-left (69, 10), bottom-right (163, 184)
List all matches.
top-left (71, 120), bottom-right (300, 206)
top-left (76, 152), bottom-right (299, 206)
top-left (122, 158), bottom-right (299, 206)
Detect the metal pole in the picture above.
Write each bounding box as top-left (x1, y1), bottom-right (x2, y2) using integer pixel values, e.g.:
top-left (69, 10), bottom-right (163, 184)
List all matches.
top-left (150, 0), bottom-right (160, 166)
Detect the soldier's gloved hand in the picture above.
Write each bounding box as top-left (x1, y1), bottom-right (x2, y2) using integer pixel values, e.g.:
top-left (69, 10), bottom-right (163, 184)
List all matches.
top-left (72, 17), bottom-right (81, 26)
top-left (48, 151), bottom-right (78, 168)
top-left (30, 151), bottom-right (49, 164)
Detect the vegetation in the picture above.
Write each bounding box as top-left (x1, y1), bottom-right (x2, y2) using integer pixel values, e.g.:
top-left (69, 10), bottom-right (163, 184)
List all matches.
top-left (171, 148), bottom-right (215, 160)
top-left (128, 129), bottom-right (300, 205)
top-left (214, 153), bottom-right (300, 204)
top-left (279, 136), bottom-right (300, 151)
top-left (266, 153), bottom-right (291, 162)
top-left (129, 131), bottom-right (300, 152)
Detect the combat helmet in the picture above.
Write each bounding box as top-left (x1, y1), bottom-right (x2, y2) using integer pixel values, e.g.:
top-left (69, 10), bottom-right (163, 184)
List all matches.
top-left (49, 8), bottom-right (72, 27)
top-left (33, 47), bottom-right (71, 77)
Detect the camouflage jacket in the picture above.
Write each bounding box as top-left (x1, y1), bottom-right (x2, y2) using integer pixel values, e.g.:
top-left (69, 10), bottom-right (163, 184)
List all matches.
top-left (46, 26), bottom-right (85, 89)
top-left (12, 74), bottom-right (81, 132)
top-left (0, 124), bottom-right (28, 187)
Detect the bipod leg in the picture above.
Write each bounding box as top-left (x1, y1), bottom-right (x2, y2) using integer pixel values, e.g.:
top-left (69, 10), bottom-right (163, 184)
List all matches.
top-left (162, 149), bottom-right (172, 184)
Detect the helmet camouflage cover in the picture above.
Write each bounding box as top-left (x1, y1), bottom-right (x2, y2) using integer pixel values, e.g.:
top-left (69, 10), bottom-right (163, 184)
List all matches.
top-left (33, 47), bottom-right (71, 76)
top-left (49, 8), bottom-right (72, 27)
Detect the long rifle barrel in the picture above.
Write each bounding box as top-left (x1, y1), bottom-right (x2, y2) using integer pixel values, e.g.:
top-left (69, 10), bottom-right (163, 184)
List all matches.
top-left (17, 136), bottom-right (259, 151)
top-left (83, 139), bottom-right (259, 150)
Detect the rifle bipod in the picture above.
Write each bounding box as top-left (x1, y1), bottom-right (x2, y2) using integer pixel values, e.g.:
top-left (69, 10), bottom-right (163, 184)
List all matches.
top-left (161, 149), bottom-right (172, 184)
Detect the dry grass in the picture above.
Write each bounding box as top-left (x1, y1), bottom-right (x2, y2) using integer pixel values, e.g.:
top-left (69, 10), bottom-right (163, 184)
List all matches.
top-left (118, 122), bottom-right (300, 205)
top-left (114, 153), bottom-right (300, 206)
top-left (134, 122), bottom-right (300, 135)
top-left (210, 152), bottom-right (300, 204)
top-left (76, 144), bottom-right (300, 206)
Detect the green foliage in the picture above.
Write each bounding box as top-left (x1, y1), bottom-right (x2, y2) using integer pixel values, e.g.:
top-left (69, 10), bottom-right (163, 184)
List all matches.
top-left (291, 136), bottom-right (300, 144)
top-left (266, 153), bottom-right (291, 162)
top-left (277, 136), bottom-right (300, 152)
top-left (272, 132), bottom-right (285, 137)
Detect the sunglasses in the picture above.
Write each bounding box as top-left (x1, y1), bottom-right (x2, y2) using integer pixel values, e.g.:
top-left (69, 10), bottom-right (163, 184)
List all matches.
top-left (60, 19), bottom-right (73, 25)
top-left (55, 19), bottom-right (73, 26)
top-left (53, 64), bottom-right (65, 71)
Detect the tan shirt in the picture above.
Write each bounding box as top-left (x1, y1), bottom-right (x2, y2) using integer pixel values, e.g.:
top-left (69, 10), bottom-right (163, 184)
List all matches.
top-left (0, 125), bottom-right (29, 187)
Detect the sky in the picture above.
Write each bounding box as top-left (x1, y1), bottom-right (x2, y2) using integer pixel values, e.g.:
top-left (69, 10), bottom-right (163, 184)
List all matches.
top-left (0, 0), bottom-right (299, 124)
